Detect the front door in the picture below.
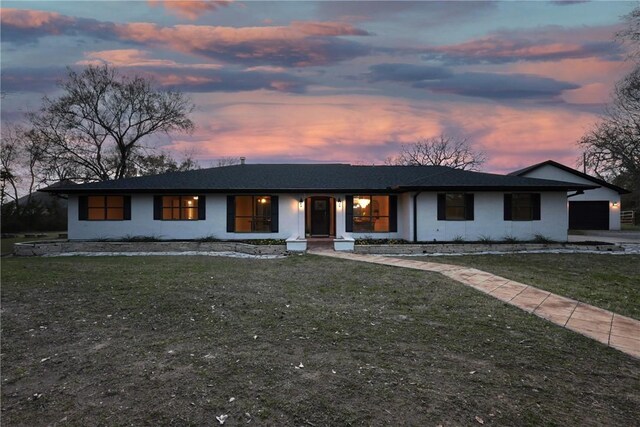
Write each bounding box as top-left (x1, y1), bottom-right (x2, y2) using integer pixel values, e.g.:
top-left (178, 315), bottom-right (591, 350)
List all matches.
top-left (310, 197), bottom-right (330, 236)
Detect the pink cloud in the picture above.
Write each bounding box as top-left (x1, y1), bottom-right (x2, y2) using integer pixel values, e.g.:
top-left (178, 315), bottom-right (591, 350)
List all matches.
top-left (147, 0), bottom-right (232, 20)
top-left (160, 92), bottom-right (598, 172)
top-left (422, 25), bottom-right (624, 65)
top-left (77, 49), bottom-right (222, 69)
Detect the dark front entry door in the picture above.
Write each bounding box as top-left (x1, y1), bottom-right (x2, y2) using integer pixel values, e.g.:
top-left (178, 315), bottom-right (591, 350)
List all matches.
top-left (569, 201), bottom-right (609, 230)
top-left (311, 197), bottom-right (330, 236)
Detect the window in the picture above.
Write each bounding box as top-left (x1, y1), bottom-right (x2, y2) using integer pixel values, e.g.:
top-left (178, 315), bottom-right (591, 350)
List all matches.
top-left (82, 195), bottom-right (127, 220)
top-left (162, 196), bottom-right (199, 220)
top-left (153, 195), bottom-right (205, 221)
top-left (505, 193), bottom-right (541, 221)
top-left (352, 195), bottom-right (391, 232)
top-left (234, 196), bottom-right (274, 232)
top-left (437, 193), bottom-right (474, 221)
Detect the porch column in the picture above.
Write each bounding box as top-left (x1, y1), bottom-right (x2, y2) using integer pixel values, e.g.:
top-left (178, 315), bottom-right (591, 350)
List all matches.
top-left (336, 194), bottom-right (346, 237)
top-left (297, 195), bottom-right (306, 238)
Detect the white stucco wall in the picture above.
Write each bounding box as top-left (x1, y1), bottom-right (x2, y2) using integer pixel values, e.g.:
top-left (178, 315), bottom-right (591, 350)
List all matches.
top-left (68, 194), bottom-right (304, 240)
top-left (519, 164), bottom-right (621, 230)
top-left (414, 191), bottom-right (569, 242)
top-left (68, 190), bottom-right (570, 242)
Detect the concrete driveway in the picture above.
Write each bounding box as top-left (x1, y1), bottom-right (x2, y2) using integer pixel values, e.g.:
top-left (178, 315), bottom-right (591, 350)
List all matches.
top-left (569, 230), bottom-right (640, 244)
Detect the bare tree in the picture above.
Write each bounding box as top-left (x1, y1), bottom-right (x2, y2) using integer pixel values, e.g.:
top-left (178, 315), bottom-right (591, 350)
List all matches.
top-left (579, 7), bottom-right (640, 212)
top-left (28, 64), bottom-right (195, 182)
top-left (214, 156), bottom-right (242, 167)
top-left (125, 151), bottom-right (200, 177)
top-left (386, 134), bottom-right (486, 170)
top-left (0, 125), bottom-right (22, 207)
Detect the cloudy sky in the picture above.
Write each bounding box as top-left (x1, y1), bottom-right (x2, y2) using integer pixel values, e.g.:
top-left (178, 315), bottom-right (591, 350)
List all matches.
top-left (1, 1), bottom-right (635, 173)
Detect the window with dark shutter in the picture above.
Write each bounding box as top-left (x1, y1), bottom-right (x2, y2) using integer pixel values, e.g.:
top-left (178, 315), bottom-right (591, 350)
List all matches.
top-left (438, 193), bottom-right (474, 221)
top-left (232, 196), bottom-right (277, 232)
top-left (79, 195), bottom-right (127, 221)
top-left (505, 193), bottom-right (540, 221)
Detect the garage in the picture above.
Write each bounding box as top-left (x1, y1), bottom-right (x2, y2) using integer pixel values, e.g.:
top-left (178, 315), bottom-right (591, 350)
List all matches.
top-left (569, 201), bottom-right (609, 230)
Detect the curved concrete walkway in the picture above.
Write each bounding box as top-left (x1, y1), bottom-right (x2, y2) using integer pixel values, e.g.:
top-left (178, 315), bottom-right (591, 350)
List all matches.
top-left (310, 250), bottom-right (640, 359)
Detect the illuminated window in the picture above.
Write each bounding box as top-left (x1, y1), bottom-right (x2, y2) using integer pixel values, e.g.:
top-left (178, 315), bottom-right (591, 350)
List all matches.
top-left (161, 196), bottom-right (199, 220)
top-left (352, 195), bottom-right (390, 232)
top-left (87, 196), bottom-right (125, 220)
top-left (235, 196), bottom-right (272, 232)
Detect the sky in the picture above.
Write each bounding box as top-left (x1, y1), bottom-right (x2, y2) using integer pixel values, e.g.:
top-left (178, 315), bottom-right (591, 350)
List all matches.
top-left (1, 0), bottom-right (636, 173)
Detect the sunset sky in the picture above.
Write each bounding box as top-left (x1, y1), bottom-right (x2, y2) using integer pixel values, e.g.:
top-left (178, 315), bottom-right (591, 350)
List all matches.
top-left (1, 1), bottom-right (635, 173)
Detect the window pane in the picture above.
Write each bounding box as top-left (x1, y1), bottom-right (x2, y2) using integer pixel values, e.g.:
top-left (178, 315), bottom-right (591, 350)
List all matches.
top-left (373, 217), bottom-right (389, 232)
top-left (106, 208), bottom-right (124, 220)
top-left (162, 207), bottom-right (179, 220)
top-left (235, 217), bottom-right (252, 232)
top-left (106, 196), bottom-right (124, 208)
top-left (446, 206), bottom-right (465, 220)
top-left (236, 196), bottom-right (253, 217)
top-left (88, 207), bottom-right (105, 220)
top-left (512, 194), bottom-right (532, 220)
top-left (353, 218), bottom-right (374, 232)
top-left (182, 207), bottom-right (198, 220)
top-left (446, 193), bottom-right (465, 220)
top-left (255, 196), bottom-right (271, 217)
top-left (88, 196), bottom-right (105, 208)
top-left (181, 196), bottom-right (198, 208)
top-left (353, 196), bottom-right (371, 216)
top-left (372, 196), bottom-right (389, 217)
top-left (253, 218), bottom-right (271, 232)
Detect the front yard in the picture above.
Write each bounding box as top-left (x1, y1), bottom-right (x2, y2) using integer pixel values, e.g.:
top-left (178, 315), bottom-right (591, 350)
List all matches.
top-left (2, 255), bottom-right (639, 425)
top-left (409, 253), bottom-right (640, 319)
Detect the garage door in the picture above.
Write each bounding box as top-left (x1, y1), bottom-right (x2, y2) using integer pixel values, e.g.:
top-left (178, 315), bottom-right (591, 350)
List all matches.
top-left (569, 201), bottom-right (609, 230)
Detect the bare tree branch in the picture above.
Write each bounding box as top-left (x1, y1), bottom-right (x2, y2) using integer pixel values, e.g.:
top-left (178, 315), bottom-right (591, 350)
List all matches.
top-left (27, 64), bottom-right (195, 182)
top-left (386, 134), bottom-right (486, 170)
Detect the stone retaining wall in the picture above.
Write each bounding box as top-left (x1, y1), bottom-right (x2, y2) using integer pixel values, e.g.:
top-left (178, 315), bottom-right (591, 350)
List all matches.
top-left (13, 241), bottom-right (287, 257)
top-left (354, 242), bottom-right (622, 255)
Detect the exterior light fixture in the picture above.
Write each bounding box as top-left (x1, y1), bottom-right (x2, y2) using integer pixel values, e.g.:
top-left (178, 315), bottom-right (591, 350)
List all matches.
top-left (337, 198), bottom-right (342, 208)
top-left (611, 201), bottom-right (619, 208)
top-left (299, 198), bottom-right (304, 209)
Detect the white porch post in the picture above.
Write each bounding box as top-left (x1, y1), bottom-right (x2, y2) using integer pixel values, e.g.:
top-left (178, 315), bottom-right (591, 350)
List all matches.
top-left (297, 195), bottom-right (306, 238)
top-left (336, 193), bottom-right (346, 237)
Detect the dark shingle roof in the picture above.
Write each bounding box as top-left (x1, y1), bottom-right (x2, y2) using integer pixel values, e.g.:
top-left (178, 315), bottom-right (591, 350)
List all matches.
top-left (40, 164), bottom-right (597, 194)
top-left (509, 160), bottom-right (630, 194)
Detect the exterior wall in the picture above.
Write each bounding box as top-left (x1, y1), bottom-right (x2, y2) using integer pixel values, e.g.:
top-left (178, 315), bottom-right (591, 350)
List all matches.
top-left (68, 194), bottom-right (303, 240)
top-left (415, 191), bottom-right (569, 242)
top-left (520, 165), bottom-right (621, 230)
top-left (68, 190), bottom-right (570, 242)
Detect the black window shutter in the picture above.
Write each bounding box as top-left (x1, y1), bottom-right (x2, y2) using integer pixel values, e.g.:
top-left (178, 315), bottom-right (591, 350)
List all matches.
top-left (78, 196), bottom-right (88, 220)
top-left (389, 195), bottom-right (398, 232)
top-left (123, 196), bottom-right (131, 220)
top-left (270, 195), bottom-right (279, 232)
top-left (226, 196), bottom-right (235, 232)
top-left (153, 196), bottom-right (162, 220)
top-left (504, 194), bottom-right (512, 221)
top-left (437, 193), bottom-right (446, 220)
top-left (198, 195), bottom-right (206, 220)
top-left (465, 193), bottom-right (474, 221)
top-left (532, 193), bottom-right (541, 220)
top-left (345, 195), bottom-right (353, 232)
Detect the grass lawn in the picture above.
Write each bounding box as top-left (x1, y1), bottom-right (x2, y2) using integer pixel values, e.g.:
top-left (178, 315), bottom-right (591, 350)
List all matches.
top-left (408, 254), bottom-right (640, 320)
top-left (2, 255), bottom-right (639, 426)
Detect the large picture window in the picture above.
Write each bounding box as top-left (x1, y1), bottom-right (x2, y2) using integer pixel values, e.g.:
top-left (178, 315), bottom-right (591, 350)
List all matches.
top-left (162, 196), bottom-right (199, 220)
top-left (505, 193), bottom-right (541, 221)
top-left (352, 195), bottom-right (391, 232)
top-left (234, 196), bottom-right (274, 232)
top-left (83, 195), bottom-right (127, 220)
top-left (437, 193), bottom-right (474, 221)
